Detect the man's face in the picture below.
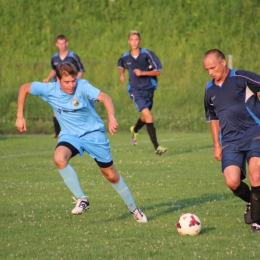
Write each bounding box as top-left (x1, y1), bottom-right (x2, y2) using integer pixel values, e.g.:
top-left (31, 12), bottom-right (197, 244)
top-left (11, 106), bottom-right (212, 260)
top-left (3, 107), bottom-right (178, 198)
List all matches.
top-left (128, 34), bottom-right (141, 50)
top-left (56, 39), bottom-right (68, 52)
top-left (204, 53), bottom-right (227, 82)
top-left (57, 75), bottom-right (77, 94)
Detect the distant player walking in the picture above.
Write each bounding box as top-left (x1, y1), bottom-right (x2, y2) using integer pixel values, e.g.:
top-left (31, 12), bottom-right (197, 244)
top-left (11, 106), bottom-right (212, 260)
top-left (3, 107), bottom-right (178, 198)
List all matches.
top-left (16, 62), bottom-right (147, 223)
top-left (44, 35), bottom-right (85, 138)
top-left (204, 49), bottom-right (260, 232)
top-left (118, 30), bottom-right (167, 155)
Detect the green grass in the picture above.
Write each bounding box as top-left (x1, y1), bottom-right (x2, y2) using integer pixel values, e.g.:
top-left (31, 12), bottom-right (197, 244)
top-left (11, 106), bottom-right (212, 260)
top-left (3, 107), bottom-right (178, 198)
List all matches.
top-left (1, 132), bottom-right (260, 259)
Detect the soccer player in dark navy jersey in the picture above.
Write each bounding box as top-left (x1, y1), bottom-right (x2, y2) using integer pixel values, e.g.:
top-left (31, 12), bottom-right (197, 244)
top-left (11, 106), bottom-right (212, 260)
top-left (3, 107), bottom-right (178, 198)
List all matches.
top-left (43, 35), bottom-right (85, 138)
top-left (204, 49), bottom-right (260, 233)
top-left (15, 63), bottom-right (147, 223)
top-left (118, 30), bottom-right (167, 155)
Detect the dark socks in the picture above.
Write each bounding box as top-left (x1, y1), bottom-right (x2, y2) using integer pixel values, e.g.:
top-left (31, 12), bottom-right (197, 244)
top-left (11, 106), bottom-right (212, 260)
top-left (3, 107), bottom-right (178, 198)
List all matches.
top-left (53, 116), bottom-right (61, 137)
top-left (232, 181), bottom-right (251, 203)
top-left (134, 118), bottom-right (146, 133)
top-left (251, 186), bottom-right (260, 223)
top-left (146, 123), bottom-right (159, 149)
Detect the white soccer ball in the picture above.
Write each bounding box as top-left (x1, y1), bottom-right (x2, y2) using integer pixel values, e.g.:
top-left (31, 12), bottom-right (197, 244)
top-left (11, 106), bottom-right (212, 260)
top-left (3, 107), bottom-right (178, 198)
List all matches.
top-left (176, 213), bottom-right (201, 235)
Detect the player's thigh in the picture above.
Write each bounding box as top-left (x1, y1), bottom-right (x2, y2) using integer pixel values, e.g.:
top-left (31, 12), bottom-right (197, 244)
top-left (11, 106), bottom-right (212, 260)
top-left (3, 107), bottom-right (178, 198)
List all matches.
top-left (81, 131), bottom-right (113, 163)
top-left (248, 157), bottom-right (260, 186)
top-left (222, 145), bottom-right (246, 185)
top-left (246, 139), bottom-right (260, 185)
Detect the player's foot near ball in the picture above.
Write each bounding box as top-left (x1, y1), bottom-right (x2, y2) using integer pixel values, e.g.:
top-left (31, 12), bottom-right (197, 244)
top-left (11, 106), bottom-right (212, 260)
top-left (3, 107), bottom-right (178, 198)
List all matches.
top-left (71, 196), bottom-right (89, 215)
top-left (129, 207), bottom-right (148, 223)
top-left (251, 223), bottom-right (260, 233)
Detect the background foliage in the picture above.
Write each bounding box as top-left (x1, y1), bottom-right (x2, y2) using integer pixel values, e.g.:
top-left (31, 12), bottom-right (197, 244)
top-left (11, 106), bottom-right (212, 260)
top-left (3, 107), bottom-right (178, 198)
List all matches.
top-left (1, 0), bottom-right (260, 133)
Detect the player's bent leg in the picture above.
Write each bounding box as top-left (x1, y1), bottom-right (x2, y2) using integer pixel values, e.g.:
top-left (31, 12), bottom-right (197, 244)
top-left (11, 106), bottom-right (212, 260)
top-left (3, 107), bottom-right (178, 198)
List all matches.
top-left (54, 144), bottom-right (88, 215)
top-left (224, 165), bottom-right (252, 224)
top-left (98, 162), bottom-right (147, 223)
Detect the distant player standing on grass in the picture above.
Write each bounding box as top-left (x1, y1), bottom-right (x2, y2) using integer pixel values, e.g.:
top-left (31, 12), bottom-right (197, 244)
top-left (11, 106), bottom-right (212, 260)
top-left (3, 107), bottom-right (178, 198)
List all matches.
top-left (117, 30), bottom-right (167, 155)
top-left (43, 35), bottom-right (85, 138)
top-left (204, 49), bottom-right (260, 232)
top-left (16, 62), bottom-right (147, 223)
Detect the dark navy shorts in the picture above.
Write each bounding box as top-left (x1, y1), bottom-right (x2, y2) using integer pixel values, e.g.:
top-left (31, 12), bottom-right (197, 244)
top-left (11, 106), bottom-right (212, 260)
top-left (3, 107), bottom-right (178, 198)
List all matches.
top-left (222, 138), bottom-right (260, 180)
top-left (128, 88), bottom-right (154, 111)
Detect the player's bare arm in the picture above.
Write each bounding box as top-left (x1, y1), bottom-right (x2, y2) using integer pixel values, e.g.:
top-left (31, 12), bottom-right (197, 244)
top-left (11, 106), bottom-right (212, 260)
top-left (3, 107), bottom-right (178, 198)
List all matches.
top-left (133, 69), bottom-right (160, 77)
top-left (43, 70), bottom-right (56, 83)
top-left (119, 67), bottom-right (125, 82)
top-left (15, 83), bottom-right (32, 132)
top-left (76, 72), bottom-right (84, 78)
top-left (210, 120), bottom-right (222, 161)
top-left (97, 91), bottom-right (118, 135)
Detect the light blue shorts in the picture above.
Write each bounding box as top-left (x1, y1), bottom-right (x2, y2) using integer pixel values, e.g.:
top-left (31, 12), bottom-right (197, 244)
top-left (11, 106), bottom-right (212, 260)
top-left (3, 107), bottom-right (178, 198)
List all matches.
top-left (58, 131), bottom-right (112, 163)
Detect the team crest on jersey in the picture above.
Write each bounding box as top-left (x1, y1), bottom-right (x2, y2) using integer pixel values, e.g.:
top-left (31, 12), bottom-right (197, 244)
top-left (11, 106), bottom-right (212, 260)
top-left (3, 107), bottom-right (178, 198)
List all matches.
top-left (56, 109), bottom-right (61, 114)
top-left (72, 98), bottom-right (79, 106)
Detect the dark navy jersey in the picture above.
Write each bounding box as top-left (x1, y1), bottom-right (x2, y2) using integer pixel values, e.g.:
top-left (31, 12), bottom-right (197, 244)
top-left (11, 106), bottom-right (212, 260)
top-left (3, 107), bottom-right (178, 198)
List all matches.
top-left (204, 69), bottom-right (260, 146)
top-left (51, 51), bottom-right (85, 81)
top-left (117, 48), bottom-right (162, 91)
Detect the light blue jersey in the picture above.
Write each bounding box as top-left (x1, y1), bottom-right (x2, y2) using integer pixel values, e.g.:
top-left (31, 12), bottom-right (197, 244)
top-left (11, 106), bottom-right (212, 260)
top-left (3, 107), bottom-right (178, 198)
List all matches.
top-left (31, 79), bottom-right (105, 137)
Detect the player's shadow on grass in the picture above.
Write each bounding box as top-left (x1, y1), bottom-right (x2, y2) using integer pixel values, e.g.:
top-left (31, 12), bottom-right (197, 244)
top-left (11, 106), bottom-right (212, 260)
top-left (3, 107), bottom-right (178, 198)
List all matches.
top-left (117, 192), bottom-right (233, 226)
top-left (146, 192), bottom-right (234, 220)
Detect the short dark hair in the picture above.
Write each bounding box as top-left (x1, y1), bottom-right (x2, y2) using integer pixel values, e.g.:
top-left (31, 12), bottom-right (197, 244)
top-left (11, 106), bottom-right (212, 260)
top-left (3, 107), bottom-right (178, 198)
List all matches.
top-left (56, 34), bottom-right (67, 42)
top-left (56, 63), bottom-right (77, 79)
top-left (204, 49), bottom-right (225, 60)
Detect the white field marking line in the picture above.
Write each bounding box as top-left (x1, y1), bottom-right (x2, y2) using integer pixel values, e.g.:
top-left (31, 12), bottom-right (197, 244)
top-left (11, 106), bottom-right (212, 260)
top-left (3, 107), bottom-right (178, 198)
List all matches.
top-left (0, 135), bottom-right (209, 159)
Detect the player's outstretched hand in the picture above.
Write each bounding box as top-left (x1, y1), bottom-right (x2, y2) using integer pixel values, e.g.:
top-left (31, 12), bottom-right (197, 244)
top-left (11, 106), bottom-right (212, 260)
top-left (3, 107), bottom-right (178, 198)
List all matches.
top-left (15, 117), bottom-right (27, 132)
top-left (108, 117), bottom-right (118, 135)
top-left (43, 78), bottom-right (49, 83)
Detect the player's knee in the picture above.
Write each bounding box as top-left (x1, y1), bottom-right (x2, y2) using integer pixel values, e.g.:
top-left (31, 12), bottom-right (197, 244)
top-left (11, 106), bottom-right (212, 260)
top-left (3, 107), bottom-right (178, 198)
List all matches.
top-left (225, 178), bottom-right (240, 190)
top-left (54, 153), bottom-right (68, 168)
top-left (249, 171), bottom-right (260, 186)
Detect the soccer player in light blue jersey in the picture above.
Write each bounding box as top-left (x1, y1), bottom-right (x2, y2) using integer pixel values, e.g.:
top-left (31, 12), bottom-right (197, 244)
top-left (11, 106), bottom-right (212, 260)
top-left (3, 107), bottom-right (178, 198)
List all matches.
top-left (15, 62), bottom-right (147, 223)
top-left (204, 49), bottom-right (260, 232)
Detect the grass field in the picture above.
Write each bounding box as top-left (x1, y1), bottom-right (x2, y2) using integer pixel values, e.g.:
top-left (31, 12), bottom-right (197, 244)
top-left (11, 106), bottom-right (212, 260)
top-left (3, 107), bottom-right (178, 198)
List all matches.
top-left (1, 131), bottom-right (260, 259)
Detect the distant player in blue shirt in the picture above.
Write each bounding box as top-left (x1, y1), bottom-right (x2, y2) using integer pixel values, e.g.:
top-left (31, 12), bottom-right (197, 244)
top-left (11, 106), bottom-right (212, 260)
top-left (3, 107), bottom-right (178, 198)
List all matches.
top-left (204, 49), bottom-right (260, 232)
top-left (118, 30), bottom-right (167, 155)
top-left (16, 62), bottom-right (147, 223)
top-left (43, 35), bottom-right (85, 138)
